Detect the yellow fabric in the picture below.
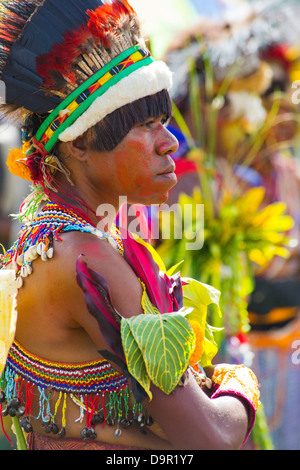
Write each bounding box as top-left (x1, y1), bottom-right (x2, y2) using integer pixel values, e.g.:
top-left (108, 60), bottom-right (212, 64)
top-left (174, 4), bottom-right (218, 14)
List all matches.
top-left (212, 364), bottom-right (260, 411)
top-left (140, 281), bottom-right (160, 315)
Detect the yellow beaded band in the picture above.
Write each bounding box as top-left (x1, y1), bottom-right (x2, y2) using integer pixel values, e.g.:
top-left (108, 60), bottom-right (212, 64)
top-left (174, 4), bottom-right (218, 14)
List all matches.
top-left (35, 45), bottom-right (154, 152)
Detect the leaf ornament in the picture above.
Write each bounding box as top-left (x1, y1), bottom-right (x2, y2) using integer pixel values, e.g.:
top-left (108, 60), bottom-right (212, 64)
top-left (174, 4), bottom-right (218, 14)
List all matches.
top-left (120, 229), bottom-right (183, 313)
top-left (121, 311), bottom-right (196, 400)
top-left (181, 278), bottom-right (222, 368)
top-left (76, 256), bottom-right (124, 360)
top-left (140, 282), bottom-right (160, 316)
top-left (188, 319), bottom-right (205, 366)
top-left (75, 254), bottom-right (219, 401)
top-left (162, 270), bottom-right (184, 311)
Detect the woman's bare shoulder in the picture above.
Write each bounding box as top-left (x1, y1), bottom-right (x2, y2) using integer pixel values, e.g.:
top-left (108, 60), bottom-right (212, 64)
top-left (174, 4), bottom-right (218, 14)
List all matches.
top-left (51, 230), bottom-right (144, 318)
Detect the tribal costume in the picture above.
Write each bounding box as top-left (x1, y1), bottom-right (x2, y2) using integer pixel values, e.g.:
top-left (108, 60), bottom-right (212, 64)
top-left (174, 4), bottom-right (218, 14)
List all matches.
top-left (0, 199), bottom-right (259, 448)
top-left (0, 0), bottom-right (259, 449)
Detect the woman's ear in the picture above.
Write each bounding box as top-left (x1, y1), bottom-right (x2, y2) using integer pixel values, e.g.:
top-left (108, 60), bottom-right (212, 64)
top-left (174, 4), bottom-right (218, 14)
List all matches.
top-left (65, 136), bottom-right (88, 161)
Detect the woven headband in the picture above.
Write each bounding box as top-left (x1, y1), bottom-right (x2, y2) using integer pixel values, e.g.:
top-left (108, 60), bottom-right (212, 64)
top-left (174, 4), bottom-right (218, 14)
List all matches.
top-left (35, 44), bottom-right (172, 152)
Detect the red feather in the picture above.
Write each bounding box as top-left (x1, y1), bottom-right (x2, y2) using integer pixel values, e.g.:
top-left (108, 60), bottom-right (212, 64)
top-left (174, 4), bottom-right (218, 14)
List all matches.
top-left (87, 0), bottom-right (136, 47)
top-left (37, 51), bottom-right (76, 90)
top-left (36, 0), bottom-right (138, 90)
top-left (60, 26), bottom-right (95, 61)
top-left (36, 26), bottom-right (95, 89)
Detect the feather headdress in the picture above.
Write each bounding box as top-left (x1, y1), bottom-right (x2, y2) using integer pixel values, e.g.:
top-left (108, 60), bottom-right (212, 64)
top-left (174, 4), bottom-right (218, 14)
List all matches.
top-left (35, 0), bottom-right (142, 102)
top-left (0, 0), bottom-right (105, 120)
top-left (0, 0), bottom-right (172, 184)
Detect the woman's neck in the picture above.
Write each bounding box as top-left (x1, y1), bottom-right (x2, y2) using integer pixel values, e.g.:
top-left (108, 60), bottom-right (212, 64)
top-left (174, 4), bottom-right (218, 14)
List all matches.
top-left (45, 186), bottom-right (119, 232)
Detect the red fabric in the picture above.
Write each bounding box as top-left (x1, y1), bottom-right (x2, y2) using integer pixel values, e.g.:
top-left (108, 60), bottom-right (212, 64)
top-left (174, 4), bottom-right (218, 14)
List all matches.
top-left (174, 158), bottom-right (197, 177)
top-left (120, 229), bottom-right (183, 313)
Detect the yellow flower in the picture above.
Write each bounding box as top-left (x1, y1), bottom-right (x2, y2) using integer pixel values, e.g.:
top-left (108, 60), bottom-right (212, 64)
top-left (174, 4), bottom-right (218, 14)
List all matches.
top-left (187, 148), bottom-right (205, 163)
top-left (6, 146), bottom-right (32, 181)
top-left (189, 319), bottom-right (205, 366)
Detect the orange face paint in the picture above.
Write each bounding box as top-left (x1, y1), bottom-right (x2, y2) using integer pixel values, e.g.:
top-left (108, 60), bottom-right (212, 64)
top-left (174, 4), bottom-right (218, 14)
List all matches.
top-left (114, 127), bottom-right (177, 203)
top-left (87, 118), bottom-right (178, 209)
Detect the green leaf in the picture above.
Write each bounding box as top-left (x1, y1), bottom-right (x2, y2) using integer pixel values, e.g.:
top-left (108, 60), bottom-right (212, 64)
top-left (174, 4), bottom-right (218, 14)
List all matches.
top-left (166, 260), bottom-right (184, 277)
top-left (182, 277), bottom-right (221, 324)
top-left (182, 278), bottom-right (221, 366)
top-left (12, 417), bottom-right (28, 450)
top-left (121, 320), bottom-right (152, 399)
top-left (121, 312), bottom-right (195, 399)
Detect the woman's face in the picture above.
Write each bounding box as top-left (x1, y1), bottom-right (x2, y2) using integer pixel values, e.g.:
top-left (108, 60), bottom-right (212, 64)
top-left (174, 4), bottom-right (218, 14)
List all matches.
top-left (87, 115), bottom-right (179, 207)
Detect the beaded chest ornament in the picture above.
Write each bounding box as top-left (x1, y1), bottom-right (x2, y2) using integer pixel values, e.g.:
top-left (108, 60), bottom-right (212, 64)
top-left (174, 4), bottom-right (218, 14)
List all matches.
top-left (1, 340), bottom-right (151, 440)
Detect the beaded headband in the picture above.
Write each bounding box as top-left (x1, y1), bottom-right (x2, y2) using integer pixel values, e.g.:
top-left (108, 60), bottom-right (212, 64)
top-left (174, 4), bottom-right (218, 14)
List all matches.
top-left (35, 45), bottom-right (172, 151)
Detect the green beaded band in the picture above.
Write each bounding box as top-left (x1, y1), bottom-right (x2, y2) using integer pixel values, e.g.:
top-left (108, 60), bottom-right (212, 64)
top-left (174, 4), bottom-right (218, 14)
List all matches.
top-left (35, 45), bottom-right (153, 152)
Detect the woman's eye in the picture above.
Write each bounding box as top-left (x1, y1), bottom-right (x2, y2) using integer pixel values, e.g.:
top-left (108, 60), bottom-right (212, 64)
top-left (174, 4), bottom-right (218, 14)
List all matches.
top-left (162, 116), bottom-right (171, 126)
top-left (144, 117), bottom-right (169, 129)
top-left (145, 120), bottom-right (156, 128)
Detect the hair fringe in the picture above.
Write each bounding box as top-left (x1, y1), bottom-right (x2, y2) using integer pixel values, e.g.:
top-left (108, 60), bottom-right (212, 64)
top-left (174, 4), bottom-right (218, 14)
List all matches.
top-left (87, 89), bottom-right (173, 152)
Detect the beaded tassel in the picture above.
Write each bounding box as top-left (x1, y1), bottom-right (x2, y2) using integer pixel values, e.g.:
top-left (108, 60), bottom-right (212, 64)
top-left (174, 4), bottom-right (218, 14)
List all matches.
top-left (0, 340), bottom-right (153, 440)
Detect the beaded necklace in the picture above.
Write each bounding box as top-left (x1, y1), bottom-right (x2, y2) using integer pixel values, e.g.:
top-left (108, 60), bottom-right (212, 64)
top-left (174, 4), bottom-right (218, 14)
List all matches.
top-left (1, 201), bottom-right (124, 289)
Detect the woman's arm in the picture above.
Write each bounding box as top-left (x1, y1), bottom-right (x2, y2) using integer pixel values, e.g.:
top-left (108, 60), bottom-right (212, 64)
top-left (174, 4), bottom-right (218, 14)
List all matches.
top-left (145, 369), bottom-right (249, 450)
top-left (68, 234), bottom-right (253, 450)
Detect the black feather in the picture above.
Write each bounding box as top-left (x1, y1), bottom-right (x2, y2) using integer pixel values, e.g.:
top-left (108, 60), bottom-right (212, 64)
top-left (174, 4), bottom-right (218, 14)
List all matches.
top-left (0, 0), bottom-right (103, 115)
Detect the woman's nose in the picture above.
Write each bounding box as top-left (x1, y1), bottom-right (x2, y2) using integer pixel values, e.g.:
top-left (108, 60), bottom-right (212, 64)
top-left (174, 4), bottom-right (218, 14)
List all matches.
top-left (156, 126), bottom-right (179, 156)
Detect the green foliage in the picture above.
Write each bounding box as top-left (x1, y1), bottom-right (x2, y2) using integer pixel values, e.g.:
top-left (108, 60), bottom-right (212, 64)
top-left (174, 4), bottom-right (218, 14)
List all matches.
top-left (182, 278), bottom-right (221, 367)
top-left (250, 403), bottom-right (274, 450)
top-left (121, 310), bottom-right (195, 400)
top-left (121, 275), bottom-right (222, 398)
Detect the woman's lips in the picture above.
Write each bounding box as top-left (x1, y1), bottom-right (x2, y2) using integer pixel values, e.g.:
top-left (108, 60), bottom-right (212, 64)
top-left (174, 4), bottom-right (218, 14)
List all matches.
top-left (157, 160), bottom-right (176, 176)
top-left (157, 168), bottom-right (177, 183)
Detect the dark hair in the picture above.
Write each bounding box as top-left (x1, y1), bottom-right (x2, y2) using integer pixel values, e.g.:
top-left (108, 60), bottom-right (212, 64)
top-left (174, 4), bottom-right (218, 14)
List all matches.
top-left (82, 89), bottom-right (173, 152)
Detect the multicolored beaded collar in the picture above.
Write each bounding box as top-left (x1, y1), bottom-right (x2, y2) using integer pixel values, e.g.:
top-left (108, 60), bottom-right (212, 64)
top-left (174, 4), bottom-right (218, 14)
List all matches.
top-left (1, 201), bottom-right (124, 289)
top-left (1, 340), bottom-right (151, 440)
